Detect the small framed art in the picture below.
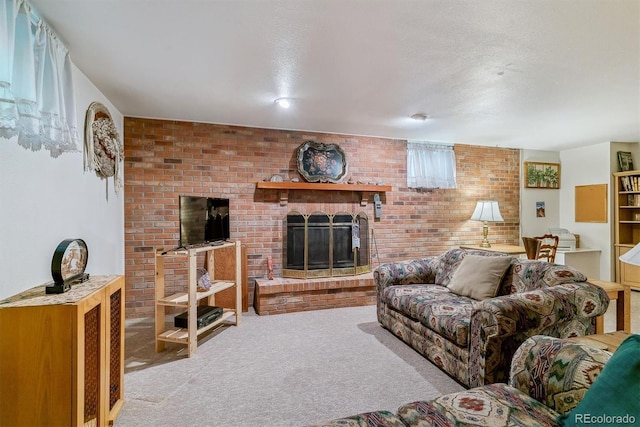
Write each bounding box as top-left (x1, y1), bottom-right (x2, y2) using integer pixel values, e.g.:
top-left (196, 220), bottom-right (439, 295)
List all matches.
top-left (524, 162), bottom-right (560, 189)
top-left (617, 151), bottom-right (634, 172)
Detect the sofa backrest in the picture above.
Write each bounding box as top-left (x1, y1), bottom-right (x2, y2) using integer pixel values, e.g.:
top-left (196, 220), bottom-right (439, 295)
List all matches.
top-left (500, 259), bottom-right (587, 295)
top-left (434, 248), bottom-right (510, 287)
top-left (435, 248), bottom-right (588, 295)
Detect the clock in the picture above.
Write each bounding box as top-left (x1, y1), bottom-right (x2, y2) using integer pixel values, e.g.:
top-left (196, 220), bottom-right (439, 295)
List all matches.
top-left (47, 239), bottom-right (89, 294)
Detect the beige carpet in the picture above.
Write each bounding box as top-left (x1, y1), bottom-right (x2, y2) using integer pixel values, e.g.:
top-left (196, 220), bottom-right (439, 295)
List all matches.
top-left (115, 305), bottom-right (464, 427)
top-left (115, 290), bottom-right (638, 427)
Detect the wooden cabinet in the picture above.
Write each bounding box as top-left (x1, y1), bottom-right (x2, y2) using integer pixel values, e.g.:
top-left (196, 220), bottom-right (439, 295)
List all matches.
top-left (555, 249), bottom-right (601, 279)
top-left (154, 241), bottom-right (242, 357)
top-left (614, 170), bottom-right (640, 290)
top-left (0, 275), bottom-right (125, 427)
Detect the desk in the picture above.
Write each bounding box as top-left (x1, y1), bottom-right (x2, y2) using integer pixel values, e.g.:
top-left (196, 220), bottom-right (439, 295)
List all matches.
top-left (555, 249), bottom-right (601, 279)
top-left (588, 278), bottom-right (630, 334)
top-left (459, 244), bottom-right (526, 255)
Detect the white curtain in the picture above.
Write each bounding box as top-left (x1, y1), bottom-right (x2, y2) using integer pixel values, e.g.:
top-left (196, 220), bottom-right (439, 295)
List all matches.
top-left (0, 0), bottom-right (79, 157)
top-left (407, 142), bottom-right (457, 189)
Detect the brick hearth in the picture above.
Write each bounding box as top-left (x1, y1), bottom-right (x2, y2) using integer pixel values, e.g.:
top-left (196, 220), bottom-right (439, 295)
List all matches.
top-left (254, 273), bottom-right (376, 315)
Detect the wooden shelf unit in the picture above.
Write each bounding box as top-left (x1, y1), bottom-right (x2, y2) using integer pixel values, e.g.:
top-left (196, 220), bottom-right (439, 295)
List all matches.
top-left (0, 275), bottom-right (125, 427)
top-left (154, 241), bottom-right (242, 357)
top-left (613, 170), bottom-right (640, 290)
top-left (256, 181), bottom-right (391, 206)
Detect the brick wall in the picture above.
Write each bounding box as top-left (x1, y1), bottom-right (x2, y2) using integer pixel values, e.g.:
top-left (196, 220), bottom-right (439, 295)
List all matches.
top-left (124, 118), bottom-right (520, 318)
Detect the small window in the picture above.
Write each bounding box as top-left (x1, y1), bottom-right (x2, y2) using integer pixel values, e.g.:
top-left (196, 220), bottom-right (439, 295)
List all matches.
top-left (406, 142), bottom-right (457, 189)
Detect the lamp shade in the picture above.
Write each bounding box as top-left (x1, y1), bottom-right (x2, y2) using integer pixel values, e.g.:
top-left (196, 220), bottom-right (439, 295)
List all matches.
top-left (620, 242), bottom-right (640, 267)
top-left (470, 201), bottom-right (504, 222)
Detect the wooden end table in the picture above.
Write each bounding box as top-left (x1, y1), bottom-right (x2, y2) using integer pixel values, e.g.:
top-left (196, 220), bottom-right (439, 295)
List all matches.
top-left (569, 331), bottom-right (632, 352)
top-left (588, 278), bottom-right (630, 334)
top-left (459, 244), bottom-right (526, 255)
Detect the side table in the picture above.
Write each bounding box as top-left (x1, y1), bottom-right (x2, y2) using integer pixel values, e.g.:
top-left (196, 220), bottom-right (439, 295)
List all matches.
top-left (569, 331), bottom-right (631, 352)
top-left (588, 278), bottom-right (630, 334)
top-left (459, 244), bottom-right (526, 255)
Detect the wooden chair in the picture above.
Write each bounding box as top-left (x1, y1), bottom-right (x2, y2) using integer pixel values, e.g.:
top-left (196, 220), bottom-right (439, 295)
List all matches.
top-left (533, 234), bottom-right (559, 263)
top-left (522, 237), bottom-right (542, 260)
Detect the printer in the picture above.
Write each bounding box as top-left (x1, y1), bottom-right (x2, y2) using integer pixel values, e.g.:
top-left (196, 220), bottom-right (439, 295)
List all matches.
top-left (547, 228), bottom-right (576, 251)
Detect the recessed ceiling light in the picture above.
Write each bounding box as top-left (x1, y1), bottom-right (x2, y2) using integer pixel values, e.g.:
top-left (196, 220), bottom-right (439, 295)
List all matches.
top-left (410, 113), bottom-right (430, 121)
top-left (274, 98), bottom-right (292, 108)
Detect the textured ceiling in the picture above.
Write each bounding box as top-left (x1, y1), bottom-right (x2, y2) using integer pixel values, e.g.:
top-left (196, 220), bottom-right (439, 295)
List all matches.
top-left (31, 0), bottom-right (640, 151)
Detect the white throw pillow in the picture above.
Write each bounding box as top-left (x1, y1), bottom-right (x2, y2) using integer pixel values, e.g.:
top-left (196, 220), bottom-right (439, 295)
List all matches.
top-left (447, 255), bottom-right (513, 300)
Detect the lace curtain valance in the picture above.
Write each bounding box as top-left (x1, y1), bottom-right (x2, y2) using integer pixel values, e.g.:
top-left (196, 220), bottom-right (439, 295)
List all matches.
top-left (0, 0), bottom-right (79, 157)
top-left (407, 142), bottom-right (457, 189)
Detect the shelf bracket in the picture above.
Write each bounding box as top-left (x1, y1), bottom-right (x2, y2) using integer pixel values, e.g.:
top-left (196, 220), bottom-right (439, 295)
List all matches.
top-left (279, 190), bottom-right (289, 206)
top-left (360, 192), bottom-right (368, 206)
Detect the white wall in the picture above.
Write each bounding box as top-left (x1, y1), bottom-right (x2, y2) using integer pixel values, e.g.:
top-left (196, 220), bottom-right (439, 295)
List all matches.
top-left (520, 150), bottom-right (561, 238)
top-left (0, 64), bottom-right (124, 300)
top-left (611, 142), bottom-right (640, 174)
top-left (558, 143), bottom-right (612, 280)
top-left (522, 143), bottom-right (640, 281)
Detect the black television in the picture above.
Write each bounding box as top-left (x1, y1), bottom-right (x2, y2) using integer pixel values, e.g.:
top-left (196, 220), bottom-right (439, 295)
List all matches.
top-left (179, 195), bottom-right (230, 247)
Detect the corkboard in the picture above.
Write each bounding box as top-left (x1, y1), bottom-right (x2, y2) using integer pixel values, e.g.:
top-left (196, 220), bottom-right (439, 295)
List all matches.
top-left (575, 184), bottom-right (607, 222)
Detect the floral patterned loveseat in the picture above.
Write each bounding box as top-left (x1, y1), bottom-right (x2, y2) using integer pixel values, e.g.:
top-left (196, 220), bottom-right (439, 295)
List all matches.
top-left (374, 248), bottom-right (609, 387)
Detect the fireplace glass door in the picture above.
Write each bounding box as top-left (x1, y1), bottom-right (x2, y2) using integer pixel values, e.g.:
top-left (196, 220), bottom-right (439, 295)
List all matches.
top-left (284, 211), bottom-right (370, 278)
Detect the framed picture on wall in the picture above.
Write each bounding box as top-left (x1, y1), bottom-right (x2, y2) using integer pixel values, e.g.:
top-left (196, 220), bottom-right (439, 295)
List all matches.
top-left (524, 162), bottom-right (560, 189)
top-left (617, 151), bottom-right (634, 172)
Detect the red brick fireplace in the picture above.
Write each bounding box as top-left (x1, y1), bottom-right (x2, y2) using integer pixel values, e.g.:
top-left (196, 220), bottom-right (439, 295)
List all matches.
top-left (123, 118), bottom-right (521, 318)
top-left (254, 209), bottom-right (374, 314)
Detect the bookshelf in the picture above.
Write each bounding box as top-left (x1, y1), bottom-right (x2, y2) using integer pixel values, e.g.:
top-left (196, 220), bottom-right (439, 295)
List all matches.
top-left (154, 241), bottom-right (242, 357)
top-left (614, 170), bottom-right (640, 290)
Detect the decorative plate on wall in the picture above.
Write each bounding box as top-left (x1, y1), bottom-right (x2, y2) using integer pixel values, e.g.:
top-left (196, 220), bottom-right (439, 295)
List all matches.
top-left (296, 141), bottom-right (348, 183)
top-left (84, 102), bottom-right (123, 196)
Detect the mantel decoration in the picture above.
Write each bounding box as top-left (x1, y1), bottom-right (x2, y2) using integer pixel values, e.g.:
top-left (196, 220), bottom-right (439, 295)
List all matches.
top-left (84, 102), bottom-right (123, 196)
top-left (296, 141), bottom-right (348, 183)
top-left (524, 161), bottom-right (560, 189)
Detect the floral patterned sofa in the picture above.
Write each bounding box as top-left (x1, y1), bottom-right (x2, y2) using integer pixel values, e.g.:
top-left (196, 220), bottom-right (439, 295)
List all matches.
top-left (374, 248), bottom-right (609, 387)
top-left (310, 334), bottom-right (639, 427)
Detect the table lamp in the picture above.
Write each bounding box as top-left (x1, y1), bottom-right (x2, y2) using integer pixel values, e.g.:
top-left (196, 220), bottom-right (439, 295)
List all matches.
top-left (470, 200), bottom-right (503, 248)
top-left (619, 242), bottom-right (640, 266)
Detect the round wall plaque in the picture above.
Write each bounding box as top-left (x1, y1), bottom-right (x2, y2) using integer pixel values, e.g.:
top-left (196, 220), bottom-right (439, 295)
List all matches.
top-left (49, 239), bottom-right (89, 293)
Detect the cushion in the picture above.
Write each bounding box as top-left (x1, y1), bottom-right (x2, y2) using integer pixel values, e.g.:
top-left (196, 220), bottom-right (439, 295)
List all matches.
top-left (398, 384), bottom-right (560, 427)
top-left (415, 299), bottom-right (473, 347)
top-left (308, 410), bottom-right (407, 427)
top-left (559, 334), bottom-right (640, 426)
top-left (382, 284), bottom-right (456, 319)
top-left (447, 255), bottom-right (513, 300)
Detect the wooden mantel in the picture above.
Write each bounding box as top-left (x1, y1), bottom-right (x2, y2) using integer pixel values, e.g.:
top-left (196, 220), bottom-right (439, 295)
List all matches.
top-left (256, 181), bottom-right (392, 206)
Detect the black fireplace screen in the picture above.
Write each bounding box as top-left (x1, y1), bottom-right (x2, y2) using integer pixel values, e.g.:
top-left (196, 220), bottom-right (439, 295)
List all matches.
top-left (284, 211), bottom-right (370, 278)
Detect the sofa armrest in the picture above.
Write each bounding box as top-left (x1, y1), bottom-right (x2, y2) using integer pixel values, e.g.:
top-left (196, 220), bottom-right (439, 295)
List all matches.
top-left (508, 335), bottom-right (612, 415)
top-left (467, 282), bottom-right (609, 387)
top-left (373, 257), bottom-right (438, 293)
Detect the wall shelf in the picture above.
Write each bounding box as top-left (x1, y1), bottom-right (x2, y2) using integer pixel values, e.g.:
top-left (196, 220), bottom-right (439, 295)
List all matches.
top-left (256, 181), bottom-right (391, 206)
